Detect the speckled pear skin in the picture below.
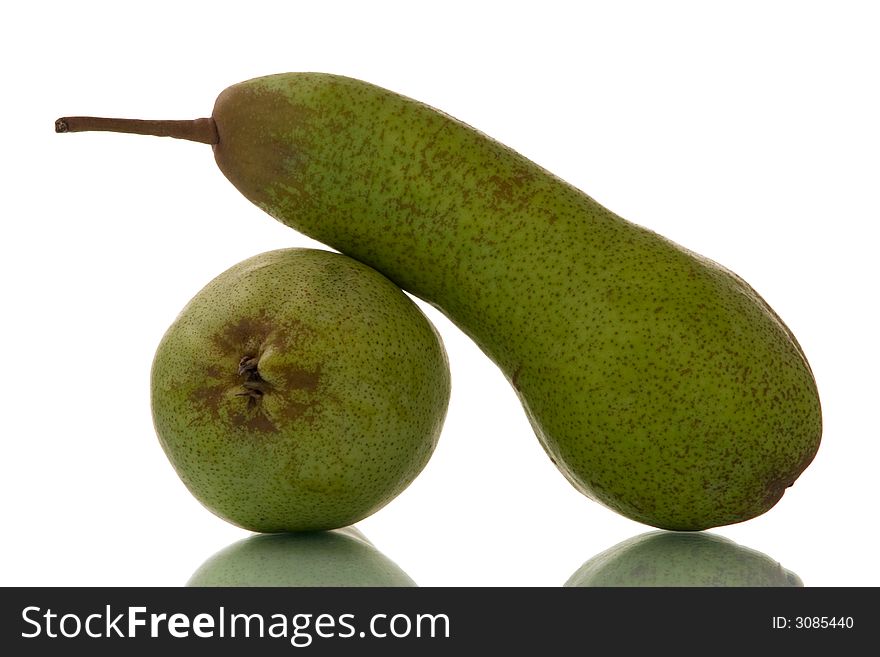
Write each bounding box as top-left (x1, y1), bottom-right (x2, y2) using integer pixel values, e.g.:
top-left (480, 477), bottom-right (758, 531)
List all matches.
top-left (565, 531), bottom-right (802, 587)
top-left (210, 73), bottom-right (821, 530)
top-left (187, 527), bottom-right (416, 587)
top-left (150, 248), bottom-right (450, 532)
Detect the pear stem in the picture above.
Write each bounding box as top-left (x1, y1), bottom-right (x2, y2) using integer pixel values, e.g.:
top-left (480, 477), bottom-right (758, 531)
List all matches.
top-left (54, 116), bottom-right (218, 145)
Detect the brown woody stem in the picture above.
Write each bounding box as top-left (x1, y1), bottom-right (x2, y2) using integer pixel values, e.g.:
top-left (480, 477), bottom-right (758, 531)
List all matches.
top-left (54, 116), bottom-right (218, 145)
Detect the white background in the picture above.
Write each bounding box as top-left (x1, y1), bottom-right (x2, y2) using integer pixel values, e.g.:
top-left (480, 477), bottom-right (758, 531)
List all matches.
top-left (2, 1), bottom-right (878, 587)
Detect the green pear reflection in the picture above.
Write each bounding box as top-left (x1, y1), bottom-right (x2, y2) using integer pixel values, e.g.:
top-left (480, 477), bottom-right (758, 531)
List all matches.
top-left (565, 531), bottom-right (802, 587)
top-left (187, 526), bottom-right (416, 587)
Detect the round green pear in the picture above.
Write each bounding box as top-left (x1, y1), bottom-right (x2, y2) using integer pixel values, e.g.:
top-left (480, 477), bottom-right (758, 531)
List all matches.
top-left (150, 248), bottom-right (450, 532)
top-left (565, 531), bottom-right (802, 587)
top-left (187, 527), bottom-right (416, 587)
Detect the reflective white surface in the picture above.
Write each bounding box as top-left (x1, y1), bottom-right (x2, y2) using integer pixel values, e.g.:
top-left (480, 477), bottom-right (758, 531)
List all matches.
top-left (2, 1), bottom-right (878, 587)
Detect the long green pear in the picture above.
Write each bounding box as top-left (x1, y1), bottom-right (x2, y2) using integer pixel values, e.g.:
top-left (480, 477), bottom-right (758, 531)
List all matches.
top-left (57, 73), bottom-right (822, 530)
